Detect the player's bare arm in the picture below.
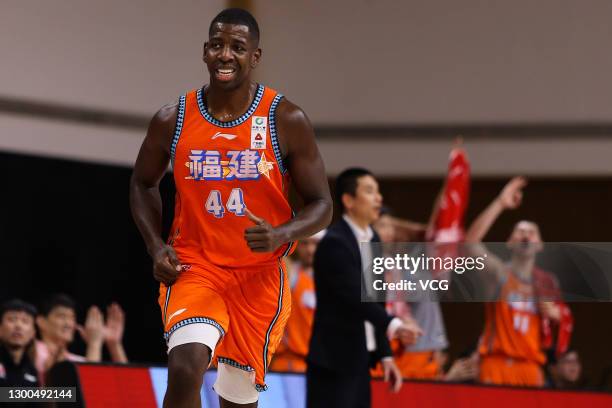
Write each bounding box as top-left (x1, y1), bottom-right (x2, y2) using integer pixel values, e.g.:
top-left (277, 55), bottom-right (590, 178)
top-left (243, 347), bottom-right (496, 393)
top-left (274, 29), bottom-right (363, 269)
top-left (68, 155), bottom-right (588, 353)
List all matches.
top-left (244, 98), bottom-right (332, 252)
top-left (464, 176), bottom-right (528, 280)
top-left (129, 103), bottom-right (182, 284)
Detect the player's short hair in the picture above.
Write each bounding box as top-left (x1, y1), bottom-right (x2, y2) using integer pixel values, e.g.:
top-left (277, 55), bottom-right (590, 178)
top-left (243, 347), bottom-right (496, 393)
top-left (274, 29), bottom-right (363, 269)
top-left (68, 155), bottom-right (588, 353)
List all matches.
top-left (0, 298), bottom-right (37, 321)
top-left (39, 293), bottom-right (76, 317)
top-left (209, 8), bottom-right (260, 45)
top-left (335, 167), bottom-right (374, 214)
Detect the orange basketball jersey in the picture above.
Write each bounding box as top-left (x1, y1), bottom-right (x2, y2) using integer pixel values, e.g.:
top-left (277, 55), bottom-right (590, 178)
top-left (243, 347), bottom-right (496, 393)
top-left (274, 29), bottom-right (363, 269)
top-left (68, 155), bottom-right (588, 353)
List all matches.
top-left (479, 271), bottom-right (545, 364)
top-left (168, 84), bottom-right (294, 268)
top-left (284, 267), bottom-right (316, 358)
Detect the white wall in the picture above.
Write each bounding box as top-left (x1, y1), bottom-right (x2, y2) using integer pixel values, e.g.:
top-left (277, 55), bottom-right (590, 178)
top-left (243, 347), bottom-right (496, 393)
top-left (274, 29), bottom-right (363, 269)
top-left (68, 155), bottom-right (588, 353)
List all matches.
top-left (1, 1), bottom-right (612, 176)
top-left (1, 0), bottom-right (224, 114)
top-left (255, 0), bottom-right (612, 125)
top-left (3, 112), bottom-right (611, 177)
top-left (2, 0), bottom-right (612, 124)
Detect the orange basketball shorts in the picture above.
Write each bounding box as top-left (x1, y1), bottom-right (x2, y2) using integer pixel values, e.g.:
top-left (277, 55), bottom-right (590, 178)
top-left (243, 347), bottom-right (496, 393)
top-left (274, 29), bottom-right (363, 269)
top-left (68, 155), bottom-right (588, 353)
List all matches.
top-left (370, 350), bottom-right (440, 380)
top-left (158, 259), bottom-right (291, 391)
top-left (479, 354), bottom-right (544, 387)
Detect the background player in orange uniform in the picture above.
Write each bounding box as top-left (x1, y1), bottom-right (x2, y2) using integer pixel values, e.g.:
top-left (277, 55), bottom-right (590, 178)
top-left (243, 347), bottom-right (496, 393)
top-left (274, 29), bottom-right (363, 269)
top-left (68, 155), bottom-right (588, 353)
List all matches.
top-left (269, 231), bottom-right (324, 373)
top-left (465, 177), bottom-right (566, 387)
top-left (129, 8), bottom-right (332, 408)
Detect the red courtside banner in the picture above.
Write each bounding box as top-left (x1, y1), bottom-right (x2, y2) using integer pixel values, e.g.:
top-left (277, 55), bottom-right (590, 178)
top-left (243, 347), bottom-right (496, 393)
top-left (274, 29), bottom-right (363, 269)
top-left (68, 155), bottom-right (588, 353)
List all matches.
top-left (372, 380), bottom-right (612, 408)
top-left (77, 365), bottom-right (157, 408)
top-left (70, 364), bottom-right (612, 407)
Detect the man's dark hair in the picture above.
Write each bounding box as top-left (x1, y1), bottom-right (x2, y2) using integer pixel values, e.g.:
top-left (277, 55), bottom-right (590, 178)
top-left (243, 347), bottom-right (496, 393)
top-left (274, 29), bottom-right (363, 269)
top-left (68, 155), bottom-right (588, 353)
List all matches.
top-left (209, 8), bottom-right (260, 45)
top-left (335, 167), bottom-right (374, 214)
top-left (39, 294), bottom-right (76, 317)
top-left (0, 299), bottom-right (37, 321)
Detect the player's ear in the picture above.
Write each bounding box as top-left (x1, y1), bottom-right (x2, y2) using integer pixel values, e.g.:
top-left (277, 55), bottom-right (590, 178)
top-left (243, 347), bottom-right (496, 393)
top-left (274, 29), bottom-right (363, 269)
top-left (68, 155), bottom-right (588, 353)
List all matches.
top-left (251, 48), bottom-right (262, 69)
top-left (203, 42), bottom-right (209, 63)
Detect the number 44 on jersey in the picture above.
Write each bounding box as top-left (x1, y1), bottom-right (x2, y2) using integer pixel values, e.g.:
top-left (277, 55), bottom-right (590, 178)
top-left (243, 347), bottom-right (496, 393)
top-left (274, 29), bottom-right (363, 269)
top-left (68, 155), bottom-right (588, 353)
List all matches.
top-left (205, 188), bottom-right (246, 218)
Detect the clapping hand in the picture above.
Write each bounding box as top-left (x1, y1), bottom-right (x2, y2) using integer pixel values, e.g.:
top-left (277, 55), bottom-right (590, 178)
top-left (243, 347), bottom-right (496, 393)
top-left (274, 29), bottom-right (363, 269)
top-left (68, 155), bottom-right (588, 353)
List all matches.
top-left (77, 306), bottom-right (105, 346)
top-left (104, 303), bottom-right (125, 346)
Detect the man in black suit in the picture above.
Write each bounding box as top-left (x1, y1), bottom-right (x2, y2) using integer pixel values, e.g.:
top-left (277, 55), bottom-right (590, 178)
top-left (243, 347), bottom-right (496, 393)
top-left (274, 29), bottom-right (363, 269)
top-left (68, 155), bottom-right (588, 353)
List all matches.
top-left (307, 168), bottom-right (422, 408)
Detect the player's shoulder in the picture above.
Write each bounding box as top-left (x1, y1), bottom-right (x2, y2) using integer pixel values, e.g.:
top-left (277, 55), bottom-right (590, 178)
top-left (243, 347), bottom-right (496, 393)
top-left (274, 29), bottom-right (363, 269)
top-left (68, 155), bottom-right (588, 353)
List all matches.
top-left (147, 100), bottom-right (181, 143)
top-left (272, 93), bottom-right (310, 126)
top-left (152, 100), bottom-right (180, 126)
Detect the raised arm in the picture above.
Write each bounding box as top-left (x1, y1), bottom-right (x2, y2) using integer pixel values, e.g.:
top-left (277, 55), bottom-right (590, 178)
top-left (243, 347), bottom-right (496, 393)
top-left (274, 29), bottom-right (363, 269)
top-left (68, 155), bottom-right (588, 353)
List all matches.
top-left (129, 103), bottom-right (182, 285)
top-left (464, 177), bottom-right (527, 280)
top-left (465, 176), bottom-right (526, 243)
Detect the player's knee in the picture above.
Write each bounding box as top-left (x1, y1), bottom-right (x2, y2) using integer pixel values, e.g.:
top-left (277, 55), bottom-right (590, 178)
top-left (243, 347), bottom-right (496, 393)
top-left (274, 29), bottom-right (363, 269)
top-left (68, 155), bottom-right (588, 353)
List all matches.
top-left (168, 343), bottom-right (211, 386)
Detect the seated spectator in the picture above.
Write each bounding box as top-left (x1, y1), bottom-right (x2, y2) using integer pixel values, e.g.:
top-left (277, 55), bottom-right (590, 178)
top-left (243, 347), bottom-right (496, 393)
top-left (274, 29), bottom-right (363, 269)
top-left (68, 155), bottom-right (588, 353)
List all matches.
top-left (0, 299), bottom-right (39, 387)
top-left (35, 294), bottom-right (128, 382)
top-left (546, 349), bottom-right (582, 389)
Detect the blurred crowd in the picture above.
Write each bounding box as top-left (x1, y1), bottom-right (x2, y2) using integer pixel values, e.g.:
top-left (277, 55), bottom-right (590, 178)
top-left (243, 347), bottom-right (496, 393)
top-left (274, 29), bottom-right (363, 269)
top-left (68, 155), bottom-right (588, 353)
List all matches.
top-left (0, 144), bottom-right (594, 393)
top-left (0, 294), bottom-right (128, 387)
top-left (268, 143), bottom-right (587, 391)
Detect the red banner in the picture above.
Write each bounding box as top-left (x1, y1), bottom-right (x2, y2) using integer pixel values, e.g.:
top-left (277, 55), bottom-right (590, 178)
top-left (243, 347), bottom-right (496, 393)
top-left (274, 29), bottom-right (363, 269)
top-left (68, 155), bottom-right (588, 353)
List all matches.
top-left (372, 380), bottom-right (612, 408)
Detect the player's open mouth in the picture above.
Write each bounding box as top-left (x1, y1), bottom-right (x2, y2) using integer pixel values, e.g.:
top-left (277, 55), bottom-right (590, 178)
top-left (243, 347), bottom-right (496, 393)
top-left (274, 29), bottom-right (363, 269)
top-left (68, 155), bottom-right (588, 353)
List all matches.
top-left (215, 68), bottom-right (236, 81)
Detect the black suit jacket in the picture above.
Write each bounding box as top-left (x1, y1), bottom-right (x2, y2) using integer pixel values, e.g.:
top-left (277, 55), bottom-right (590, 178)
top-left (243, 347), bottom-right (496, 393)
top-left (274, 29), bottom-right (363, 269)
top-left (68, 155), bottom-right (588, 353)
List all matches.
top-left (307, 218), bottom-right (393, 373)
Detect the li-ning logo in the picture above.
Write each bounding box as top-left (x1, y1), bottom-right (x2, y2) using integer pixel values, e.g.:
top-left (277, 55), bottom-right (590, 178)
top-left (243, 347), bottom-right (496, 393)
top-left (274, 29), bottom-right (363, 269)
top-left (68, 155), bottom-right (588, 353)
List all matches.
top-left (167, 308), bottom-right (187, 323)
top-left (212, 132), bottom-right (237, 140)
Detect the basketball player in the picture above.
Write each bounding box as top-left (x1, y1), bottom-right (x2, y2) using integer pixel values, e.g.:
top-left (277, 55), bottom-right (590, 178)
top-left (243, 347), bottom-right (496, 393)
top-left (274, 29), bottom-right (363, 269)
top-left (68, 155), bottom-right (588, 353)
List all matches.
top-left (465, 177), bottom-right (566, 387)
top-left (129, 8), bottom-right (332, 408)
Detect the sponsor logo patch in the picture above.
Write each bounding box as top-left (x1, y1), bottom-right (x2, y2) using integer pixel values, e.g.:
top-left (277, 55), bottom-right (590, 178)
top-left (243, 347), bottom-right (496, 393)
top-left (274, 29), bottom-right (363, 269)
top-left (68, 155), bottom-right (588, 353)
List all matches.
top-left (251, 116), bottom-right (267, 149)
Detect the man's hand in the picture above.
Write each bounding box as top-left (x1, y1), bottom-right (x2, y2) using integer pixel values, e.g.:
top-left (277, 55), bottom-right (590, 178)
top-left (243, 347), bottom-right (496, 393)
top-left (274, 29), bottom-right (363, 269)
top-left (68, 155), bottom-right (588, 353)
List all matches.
top-left (443, 356), bottom-right (479, 382)
top-left (539, 301), bottom-right (561, 321)
top-left (382, 358), bottom-right (403, 393)
top-left (104, 303), bottom-right (125, 346)
top-left (396, 320), bottom-right (423, 346)
top-left (497, 176), bottom-right (527, 210)
top-left (244, 208), bottom-right (284, 252)
top-left (77, 306), bottom-right (105, 345)
top-left (152, 245), bottom-right (182, 285)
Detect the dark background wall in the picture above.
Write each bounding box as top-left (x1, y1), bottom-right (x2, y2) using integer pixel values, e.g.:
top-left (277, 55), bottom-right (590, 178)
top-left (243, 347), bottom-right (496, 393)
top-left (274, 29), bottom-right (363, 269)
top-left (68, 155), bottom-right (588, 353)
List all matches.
top-left (1, 152), bottom-right (611, 387)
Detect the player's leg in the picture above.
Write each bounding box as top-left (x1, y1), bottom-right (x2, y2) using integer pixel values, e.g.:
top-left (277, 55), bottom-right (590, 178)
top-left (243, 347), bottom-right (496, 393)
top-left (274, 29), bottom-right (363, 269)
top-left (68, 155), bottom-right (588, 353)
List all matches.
top-left (164, 322), bottom-right (224, 408)
top-left (158, 270), bottom-right (230, 408)
top-left (214, 261), bottom-right (291, 406)
top-left (219, 399), bottom-right (257, 408)
top-left (216, 363), bottom-right (258, 407)
top-left (164, 342), bottom-right (212, 408)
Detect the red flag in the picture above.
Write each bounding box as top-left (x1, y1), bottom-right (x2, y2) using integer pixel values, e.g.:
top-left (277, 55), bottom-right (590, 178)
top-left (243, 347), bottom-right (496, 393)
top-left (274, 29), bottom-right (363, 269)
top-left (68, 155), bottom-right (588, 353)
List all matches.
top-left (428, 147), bottom-right (471, 243)
top-left (533, 267), bottom-right (574, 356)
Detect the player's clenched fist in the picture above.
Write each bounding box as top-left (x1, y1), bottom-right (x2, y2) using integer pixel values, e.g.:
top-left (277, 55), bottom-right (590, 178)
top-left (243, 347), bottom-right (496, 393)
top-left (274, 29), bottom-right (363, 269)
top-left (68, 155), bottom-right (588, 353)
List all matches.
top-left (152, 244), bottom-right (182, 285)
top-left (244, 208), bottom-right (284, 252)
